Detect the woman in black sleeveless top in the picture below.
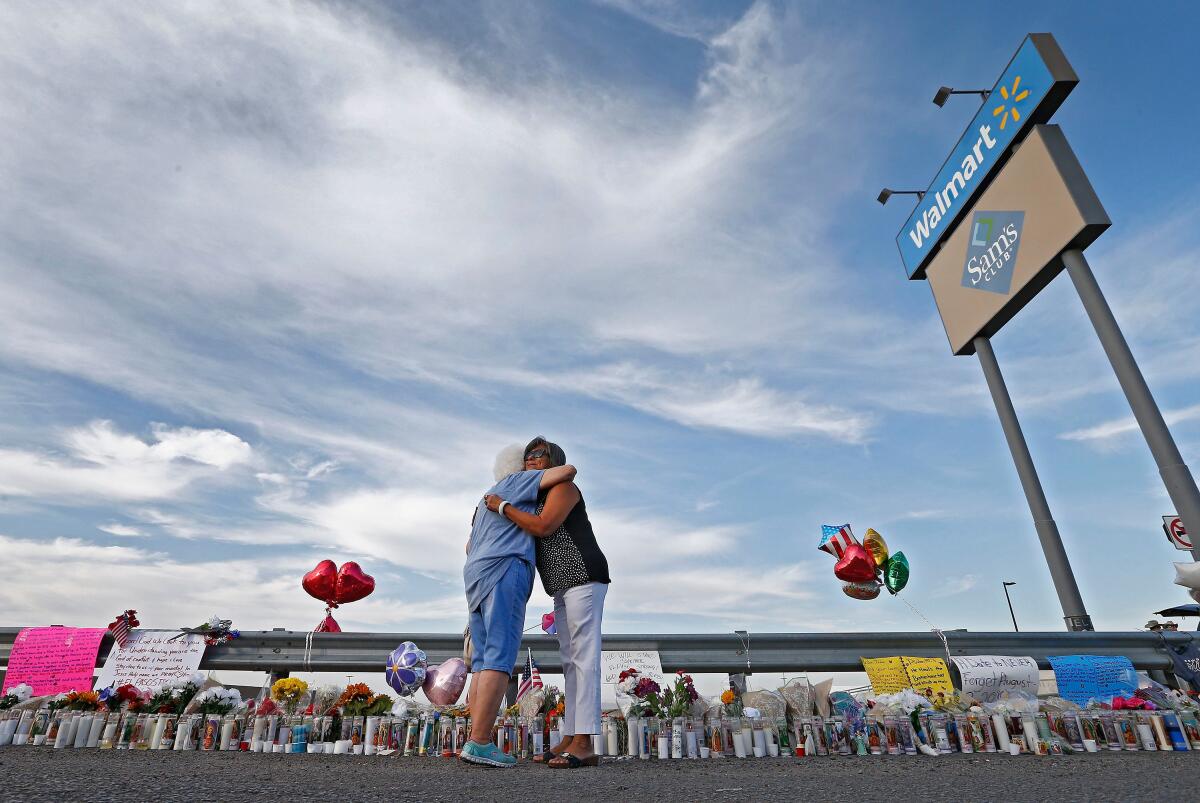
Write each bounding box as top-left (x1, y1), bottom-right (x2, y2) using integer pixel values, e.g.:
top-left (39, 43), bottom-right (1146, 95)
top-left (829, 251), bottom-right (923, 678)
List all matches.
top-left (486, 436), bottom-right (609, 768)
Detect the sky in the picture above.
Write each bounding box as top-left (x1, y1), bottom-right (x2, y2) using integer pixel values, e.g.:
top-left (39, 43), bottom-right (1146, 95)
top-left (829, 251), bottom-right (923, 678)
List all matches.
top-left (2, 0), bottom-right (1200, 677)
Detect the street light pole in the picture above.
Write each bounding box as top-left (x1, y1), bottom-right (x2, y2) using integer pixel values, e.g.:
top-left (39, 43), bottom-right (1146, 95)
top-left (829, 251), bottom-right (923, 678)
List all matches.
top-left (1002, 581), bottom-right (1019, 632)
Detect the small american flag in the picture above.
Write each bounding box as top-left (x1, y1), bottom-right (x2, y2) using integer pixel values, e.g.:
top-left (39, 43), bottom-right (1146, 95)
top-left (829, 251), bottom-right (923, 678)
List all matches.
top-left (818, 524), bottom-right (857, 559)
top-left (108, 609), bottom-right (139, 650)
top-left (515, 649), bottom-right (543, 701)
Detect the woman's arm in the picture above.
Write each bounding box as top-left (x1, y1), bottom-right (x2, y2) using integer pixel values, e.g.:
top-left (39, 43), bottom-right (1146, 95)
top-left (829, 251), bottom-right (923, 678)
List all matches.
top-left (539, 464), bottom-right (576, 489)
top-left (486, 482), bottom-right (581, 538)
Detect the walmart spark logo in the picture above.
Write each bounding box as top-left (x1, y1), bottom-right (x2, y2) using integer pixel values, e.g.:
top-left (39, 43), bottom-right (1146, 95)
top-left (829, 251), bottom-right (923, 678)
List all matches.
top-left (992, 76), bottom-right (1030, 130)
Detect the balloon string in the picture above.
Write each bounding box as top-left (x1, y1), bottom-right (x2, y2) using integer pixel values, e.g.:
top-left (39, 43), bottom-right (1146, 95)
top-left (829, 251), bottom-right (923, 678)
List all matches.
top-left (304, 629), bottom-right (315, 673)
top-left (896, 596), bottom-right (953, 668)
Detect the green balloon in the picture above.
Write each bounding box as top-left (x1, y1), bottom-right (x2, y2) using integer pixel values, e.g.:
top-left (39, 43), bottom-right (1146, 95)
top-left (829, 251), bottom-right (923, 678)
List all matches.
top-left (884, 551), bottom-right (910, 595)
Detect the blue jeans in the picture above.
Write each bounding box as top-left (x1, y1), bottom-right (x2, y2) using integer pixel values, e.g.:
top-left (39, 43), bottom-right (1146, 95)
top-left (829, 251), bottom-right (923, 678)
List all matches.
top-left (469, 559), bottom-right (533, 673)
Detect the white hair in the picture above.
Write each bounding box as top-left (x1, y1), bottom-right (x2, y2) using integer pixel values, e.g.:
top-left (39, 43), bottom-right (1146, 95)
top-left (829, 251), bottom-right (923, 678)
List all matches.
top-left (493, 443), bottom-right (526, 481)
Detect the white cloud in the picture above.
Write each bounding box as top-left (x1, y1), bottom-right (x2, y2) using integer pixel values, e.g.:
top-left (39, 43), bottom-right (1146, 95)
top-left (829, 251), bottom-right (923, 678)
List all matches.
top-left (930, 574), bottom-right (979, 598)
top-left (97, 523), bottom-right (145, 537)
top-left (0, 533), bottom-right (455, 632)
top-left (0, 421), bottom-right (252, 502)
top-left (1058, 403), bottom-right (1200, 446)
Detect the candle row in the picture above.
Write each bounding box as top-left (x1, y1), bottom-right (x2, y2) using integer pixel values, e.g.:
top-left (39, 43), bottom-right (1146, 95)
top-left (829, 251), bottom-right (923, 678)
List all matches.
top-left (3, 707), bottom-right (1199, 758)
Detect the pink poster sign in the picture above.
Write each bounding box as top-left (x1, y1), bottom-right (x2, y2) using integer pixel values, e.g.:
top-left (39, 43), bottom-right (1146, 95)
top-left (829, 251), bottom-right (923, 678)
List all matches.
top-left (2, 626), bottom-right (108, 695)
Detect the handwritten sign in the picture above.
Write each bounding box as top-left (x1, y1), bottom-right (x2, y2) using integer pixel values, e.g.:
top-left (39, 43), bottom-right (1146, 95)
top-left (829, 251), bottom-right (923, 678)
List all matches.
top-left (93, 630), bottom-right (206, 690)
top-left (1047, 655), bottom-right (1137, 706)
top-left (861, 656), bottom-right (954, 696)
top-left (1, 627), bottom-right (108, 695)
top-left (902, 657), bottom-right (954, 695)
top-left (951, 655), bottom-right (1039, 702)
top-left (861, 657), bottom-right (909, 695)
top-left (601, 650), bottom-right (664, 686)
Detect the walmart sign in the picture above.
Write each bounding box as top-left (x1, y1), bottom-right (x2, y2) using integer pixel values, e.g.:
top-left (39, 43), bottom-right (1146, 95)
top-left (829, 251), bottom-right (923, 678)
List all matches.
top-left (896, 34), bottom-right (1077, 280)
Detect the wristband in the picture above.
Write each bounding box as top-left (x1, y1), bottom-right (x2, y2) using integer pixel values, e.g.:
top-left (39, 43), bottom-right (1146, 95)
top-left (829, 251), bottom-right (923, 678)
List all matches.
top-left (498, 501), bottom-right (510, 519)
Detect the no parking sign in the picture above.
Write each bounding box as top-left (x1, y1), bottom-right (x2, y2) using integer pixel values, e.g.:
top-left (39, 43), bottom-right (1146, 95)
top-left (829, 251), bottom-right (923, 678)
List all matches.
top-left (1163, 515), bottom-right (1192, 551)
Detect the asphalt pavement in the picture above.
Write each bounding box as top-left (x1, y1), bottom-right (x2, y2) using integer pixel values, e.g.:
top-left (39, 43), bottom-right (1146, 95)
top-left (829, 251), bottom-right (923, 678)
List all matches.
top-left (1, 747), bottom-right (1197, 801)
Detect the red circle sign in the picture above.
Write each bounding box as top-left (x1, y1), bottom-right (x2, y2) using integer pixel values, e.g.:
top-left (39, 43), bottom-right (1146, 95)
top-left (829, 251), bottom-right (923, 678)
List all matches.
top-left (1168, 517), bottom-right (1192, 549)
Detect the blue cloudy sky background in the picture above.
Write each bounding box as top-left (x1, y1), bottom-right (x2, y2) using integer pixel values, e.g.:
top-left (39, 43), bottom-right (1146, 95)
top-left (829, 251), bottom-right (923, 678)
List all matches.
top-left (2, 0), bottom-right (1199, 643)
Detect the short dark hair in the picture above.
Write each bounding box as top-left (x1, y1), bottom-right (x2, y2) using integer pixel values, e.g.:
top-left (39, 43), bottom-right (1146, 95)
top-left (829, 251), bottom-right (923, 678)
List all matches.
top-left (524, 435), bottom-right (566, 467)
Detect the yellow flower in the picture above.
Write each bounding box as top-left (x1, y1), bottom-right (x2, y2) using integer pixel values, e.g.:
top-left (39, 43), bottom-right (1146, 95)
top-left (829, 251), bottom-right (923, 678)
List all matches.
top-left (720, 689), bottom-right (735, 705)
top-left (271, 678), bottom-right (309, 702)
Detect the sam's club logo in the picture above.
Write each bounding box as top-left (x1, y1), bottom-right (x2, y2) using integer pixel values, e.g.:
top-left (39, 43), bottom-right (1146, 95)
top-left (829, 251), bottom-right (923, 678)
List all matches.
top-left (962, 210), bottom-right (1024, 294)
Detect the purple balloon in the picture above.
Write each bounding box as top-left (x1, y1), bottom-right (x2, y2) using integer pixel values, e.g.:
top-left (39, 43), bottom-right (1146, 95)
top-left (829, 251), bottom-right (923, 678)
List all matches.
top-left (385, 641), bottom-right (427, 697)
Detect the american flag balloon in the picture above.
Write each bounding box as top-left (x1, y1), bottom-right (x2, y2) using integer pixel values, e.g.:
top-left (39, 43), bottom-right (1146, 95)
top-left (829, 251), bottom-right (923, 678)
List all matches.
top-left (818, 524), bottom-right (857, 559)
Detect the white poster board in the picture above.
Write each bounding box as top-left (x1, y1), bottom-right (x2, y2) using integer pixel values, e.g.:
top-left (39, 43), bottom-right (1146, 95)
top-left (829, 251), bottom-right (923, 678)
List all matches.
top-left (94, 630), bottom-right (206, 690)
top-left (602, 650), bottom-right (664, 716)
top-left (951, 655), bottom-right (1039, 702)
top-left (602, 650), bottom-right (664, 685)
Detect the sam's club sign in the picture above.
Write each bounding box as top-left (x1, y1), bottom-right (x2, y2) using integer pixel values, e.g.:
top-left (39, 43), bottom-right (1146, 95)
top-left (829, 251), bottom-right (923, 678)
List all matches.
top-left (962, 211), bottom-right (1023, 294)
top-left (896, 34), bottom-right (1076, 280)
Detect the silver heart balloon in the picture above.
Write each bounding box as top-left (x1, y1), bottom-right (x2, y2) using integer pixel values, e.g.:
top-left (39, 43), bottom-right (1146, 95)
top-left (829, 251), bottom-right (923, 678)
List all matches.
top-left (422, 657), bottom-right (468, 707)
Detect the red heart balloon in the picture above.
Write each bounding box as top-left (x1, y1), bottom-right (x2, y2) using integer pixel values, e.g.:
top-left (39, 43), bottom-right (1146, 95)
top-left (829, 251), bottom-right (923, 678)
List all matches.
top-left (834, 544), bottom-right (878, 583)
top-left (334, 561), bottom-right (375, 605)
top-left (302, 560), bottom-right (338, 604)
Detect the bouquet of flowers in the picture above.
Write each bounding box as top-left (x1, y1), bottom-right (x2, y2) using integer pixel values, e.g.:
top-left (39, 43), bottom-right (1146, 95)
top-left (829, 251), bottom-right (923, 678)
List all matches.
top-left (64, 690), bottom-right (102, 711)
top-left (174, 615), bottom-right (240, 647)
top-left (99, 684), bottom-right (145, 712)
top-left (46, 694), bottom-right (69, 713)
top-left (721, 688), bottom-right (744, 717)
top-left (271, 678), bottom-right (310, 717)
top-left (312, 685), bottom-right (341, 717)
top-left (192, 687), bottom-right (242, 715)
top-left (0, 683), bottom-right (32, 709)
top-left (145, 674), bottom-right (205, 715)
top-left (617, 669), bottom-right (698, 718)
top-left (617, 668), bottom-right (662, 717)
top-left (335, 683), bottom-right (392, 717)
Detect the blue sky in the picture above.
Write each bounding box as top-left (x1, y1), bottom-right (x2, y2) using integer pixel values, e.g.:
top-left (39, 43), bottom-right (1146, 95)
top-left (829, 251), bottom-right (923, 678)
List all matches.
top-left (2, 0), bottom-right (1198, 646)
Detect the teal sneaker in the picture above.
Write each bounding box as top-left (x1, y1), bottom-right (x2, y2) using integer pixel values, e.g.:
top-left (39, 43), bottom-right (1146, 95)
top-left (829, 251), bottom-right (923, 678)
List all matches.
top-left (460, 740), bottom-right (517, 768)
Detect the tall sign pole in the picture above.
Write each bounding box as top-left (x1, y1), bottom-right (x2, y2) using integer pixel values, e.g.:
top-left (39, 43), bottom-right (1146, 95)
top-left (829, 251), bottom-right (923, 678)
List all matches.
top-left (975, 336), bottom-right (1092, 629)
top-left (886, 35), bottom-right (1099, 631)
top-left (1061, 249), bottom-right (1200, 562)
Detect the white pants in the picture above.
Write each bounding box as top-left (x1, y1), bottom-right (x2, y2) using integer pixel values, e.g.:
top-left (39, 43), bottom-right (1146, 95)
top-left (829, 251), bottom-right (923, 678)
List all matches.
top-left (554, 581), bottom-right (607, 736)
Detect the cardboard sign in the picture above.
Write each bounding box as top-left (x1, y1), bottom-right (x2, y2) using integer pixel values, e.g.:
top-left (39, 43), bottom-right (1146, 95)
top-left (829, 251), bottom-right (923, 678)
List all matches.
top-left (861, 657), bottom-right (910, 695)
top-left (861, 656), bottom-right (954, 696)
top-left (1047, 654), bottom-right (1137, 706)
top-left (1, 626), bottom-right (108, 695)
top-left (951, 655), bottom-right (1040, 702)
top-left (601, 650), bottom-right (664, 686)
top-left (93, 630), bottom-right (206, 690)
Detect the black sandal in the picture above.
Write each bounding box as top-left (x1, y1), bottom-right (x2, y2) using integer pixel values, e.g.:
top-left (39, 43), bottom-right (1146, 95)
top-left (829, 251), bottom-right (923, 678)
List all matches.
top-left (549, 751), bottom-right (599, 769)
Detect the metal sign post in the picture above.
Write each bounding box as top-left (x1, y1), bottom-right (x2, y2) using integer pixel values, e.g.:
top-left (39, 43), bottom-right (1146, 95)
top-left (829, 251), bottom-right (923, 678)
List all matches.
top-left (975, 336), bottom-right (1093, 630)
top-left (1062, 249), bottom-right (1200, 562)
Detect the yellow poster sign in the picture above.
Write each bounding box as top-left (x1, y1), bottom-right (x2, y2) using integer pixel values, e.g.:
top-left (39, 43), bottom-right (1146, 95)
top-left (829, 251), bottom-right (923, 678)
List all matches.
top-left (861, 655), bottom-right (954, 696)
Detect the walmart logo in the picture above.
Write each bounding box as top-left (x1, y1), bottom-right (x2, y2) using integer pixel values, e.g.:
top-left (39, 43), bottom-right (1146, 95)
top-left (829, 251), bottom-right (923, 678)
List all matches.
top-left (961, 210), bottom-right (1024, 294)
top-left (992, 76), bottom-right (1030, 131)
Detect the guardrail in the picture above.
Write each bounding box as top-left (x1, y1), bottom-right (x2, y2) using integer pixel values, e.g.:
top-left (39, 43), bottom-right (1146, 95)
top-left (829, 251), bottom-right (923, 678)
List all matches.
top-left (1, 627), bottom-right (1190, 677)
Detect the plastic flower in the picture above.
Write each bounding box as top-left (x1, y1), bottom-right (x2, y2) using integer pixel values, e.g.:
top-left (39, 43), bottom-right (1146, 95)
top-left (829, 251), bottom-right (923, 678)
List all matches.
top-left (633, 677), bottom-right (661, 697)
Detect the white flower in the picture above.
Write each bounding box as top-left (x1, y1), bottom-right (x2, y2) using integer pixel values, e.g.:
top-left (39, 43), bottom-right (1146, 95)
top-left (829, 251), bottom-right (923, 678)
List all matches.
top-left (207, 615), bottom-right (222, 630)
top-left (190, 672), bottom-right (207, 686)
top-left (11, 683), bottom-right (33, 702)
